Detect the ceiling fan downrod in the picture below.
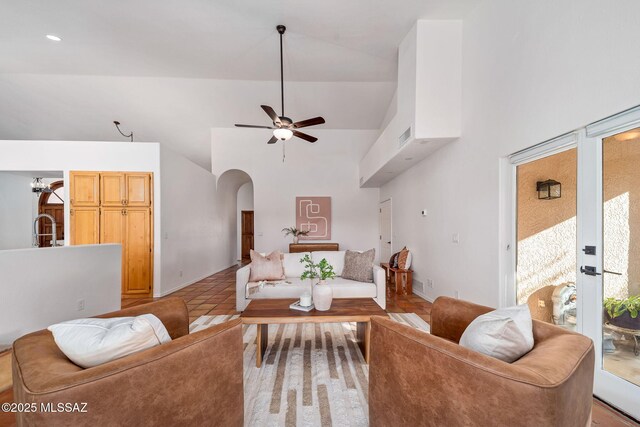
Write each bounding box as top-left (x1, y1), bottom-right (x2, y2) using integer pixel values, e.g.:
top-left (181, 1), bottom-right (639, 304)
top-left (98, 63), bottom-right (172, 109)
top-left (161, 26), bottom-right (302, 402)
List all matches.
top-left (277, 25), bottom-right (286, 117)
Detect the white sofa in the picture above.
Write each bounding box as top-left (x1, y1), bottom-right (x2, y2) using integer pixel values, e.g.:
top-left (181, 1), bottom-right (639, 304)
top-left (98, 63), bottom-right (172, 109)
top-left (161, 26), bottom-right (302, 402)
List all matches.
top-left (236, 251), bottom-right (386, 311)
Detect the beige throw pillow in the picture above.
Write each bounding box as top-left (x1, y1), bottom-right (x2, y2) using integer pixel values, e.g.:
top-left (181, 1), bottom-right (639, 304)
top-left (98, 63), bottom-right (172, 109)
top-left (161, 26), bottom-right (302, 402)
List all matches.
top-left (341, 249), bottom-right (375, 282)
top-left (249, 250), bottom-right (285, 282)
top-left (459, 305), bottom-right (534, 362)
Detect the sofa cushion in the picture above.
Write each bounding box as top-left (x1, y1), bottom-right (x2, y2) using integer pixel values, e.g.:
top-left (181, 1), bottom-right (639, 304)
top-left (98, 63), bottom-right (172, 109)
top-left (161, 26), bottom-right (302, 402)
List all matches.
top-left (342, 249), bottom-right (375, 282)
top-left (282, 252), bottom-right (310, 277)
top-left (459, 305), bottom-right (534, 363)
top-left (247, 277), bottom-right (376, 299)
top-left (311, 251), bottom-right (346, 276)
top-left (249, 250), bottom-right (285, 282)
top-left (47, 314), bottom-right (172, 368)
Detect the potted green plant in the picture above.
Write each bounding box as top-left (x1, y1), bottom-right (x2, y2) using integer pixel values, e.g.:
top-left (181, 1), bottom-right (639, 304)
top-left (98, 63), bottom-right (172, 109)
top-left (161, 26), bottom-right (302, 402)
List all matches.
top-left (300, 254), bottom-right (336, 311)
top-left (604, 295), bottom-right (640, 329)
top-left (282, 226), bottom-right (310, 244)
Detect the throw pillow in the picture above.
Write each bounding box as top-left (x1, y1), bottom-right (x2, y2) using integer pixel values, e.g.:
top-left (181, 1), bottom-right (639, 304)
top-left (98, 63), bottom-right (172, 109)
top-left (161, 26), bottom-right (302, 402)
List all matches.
top-left (397, 247), bottom-right (412, 270)
top-left (249, 250), bottom-right (285, 281)
top-left (459, 305), bottom-right (534, 363)
top-left (389, 251), bottom-right (400, 268)
top-left (342, 249), bottom-right (375, 282)
top-left (48, 314), bottom-right (172, 368)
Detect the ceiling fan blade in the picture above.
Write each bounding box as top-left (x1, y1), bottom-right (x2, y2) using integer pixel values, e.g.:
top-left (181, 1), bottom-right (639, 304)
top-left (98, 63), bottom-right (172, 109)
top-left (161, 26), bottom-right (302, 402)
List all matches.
top-left (261, 105), bottom-right (282, 125)
top-left (267, 135), bottom-right (278, 144)
top-left (292, 116), bottom-right (325, 129)
top-left (235, 124), bottom-right (275, 129)
top-left (293, 130), bottom-right (318, 143)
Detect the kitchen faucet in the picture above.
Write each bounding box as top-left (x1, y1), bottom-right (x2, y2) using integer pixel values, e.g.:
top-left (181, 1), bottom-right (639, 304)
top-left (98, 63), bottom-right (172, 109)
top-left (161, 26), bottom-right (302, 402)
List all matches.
top-left (33, 213), bottom-right (57, 247)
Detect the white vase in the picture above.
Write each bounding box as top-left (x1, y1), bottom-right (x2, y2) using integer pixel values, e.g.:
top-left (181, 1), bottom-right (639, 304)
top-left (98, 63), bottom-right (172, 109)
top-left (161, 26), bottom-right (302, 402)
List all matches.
top-left (293, 236), bottom-right (299, 244)
top-left (313, 281), bottom-right (333, 311)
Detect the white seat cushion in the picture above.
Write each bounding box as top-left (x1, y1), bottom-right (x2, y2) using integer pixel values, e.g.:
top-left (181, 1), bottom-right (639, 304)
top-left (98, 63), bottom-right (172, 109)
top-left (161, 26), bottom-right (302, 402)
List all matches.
top-left (48, 314), bottom-right (172, 368)
top-left (282, 252), bottom-right (310, 277)
top-left (459, 305), bottom-right (534, 363)
top-left (246, 277), bottom-right (376, 299)
top-left (311, 251), bottom-right (346, 276)
top-left (328, 278), bottom-right (377, 298)
top-left (247, 278), bottom-right (310, 299)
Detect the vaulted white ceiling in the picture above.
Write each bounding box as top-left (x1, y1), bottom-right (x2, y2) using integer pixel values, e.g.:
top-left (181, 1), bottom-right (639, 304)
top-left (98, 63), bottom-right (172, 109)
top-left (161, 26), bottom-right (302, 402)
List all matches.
top-left (0, 0), bottom-right (479, 168)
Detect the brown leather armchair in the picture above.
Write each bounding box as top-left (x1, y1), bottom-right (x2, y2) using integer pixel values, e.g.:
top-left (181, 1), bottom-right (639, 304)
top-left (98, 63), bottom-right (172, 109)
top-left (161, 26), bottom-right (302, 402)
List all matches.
top-left (370, 297), bottom-right (594, 427)
top-left (12, 298), bottom-right (243, 426)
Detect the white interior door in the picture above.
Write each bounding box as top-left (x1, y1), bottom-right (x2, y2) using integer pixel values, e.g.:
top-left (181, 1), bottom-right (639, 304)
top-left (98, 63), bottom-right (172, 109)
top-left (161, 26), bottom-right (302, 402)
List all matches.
top-left (379, 199), bottom-right (392, 262)
top-left (581, 112), bottom-right (640, 419)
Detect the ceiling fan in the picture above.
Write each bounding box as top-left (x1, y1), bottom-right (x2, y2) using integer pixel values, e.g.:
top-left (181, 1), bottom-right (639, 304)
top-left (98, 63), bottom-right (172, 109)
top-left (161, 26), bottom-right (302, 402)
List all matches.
top-left (235, 25), bottom-right (325, 144)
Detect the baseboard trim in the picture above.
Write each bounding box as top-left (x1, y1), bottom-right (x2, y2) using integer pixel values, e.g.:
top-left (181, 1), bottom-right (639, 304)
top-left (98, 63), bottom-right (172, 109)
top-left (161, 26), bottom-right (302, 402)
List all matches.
top-left (412, 288), bottom-right (433, 303)
top-left (157, 263), bottom-right (238, 297)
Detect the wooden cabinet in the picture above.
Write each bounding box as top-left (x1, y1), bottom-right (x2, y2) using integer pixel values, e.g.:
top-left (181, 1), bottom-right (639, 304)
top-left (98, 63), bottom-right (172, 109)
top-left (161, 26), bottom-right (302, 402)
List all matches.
top-left (125, 173), bottom-right (151, 207)
top-left (100, 173), bottom-right (126, 206)
top-left (70, 172), bottom-right (100, 206)
top-left (70, 171), bottom-right (154, 297)
top-left (100, 173), bottom-right (151, 207)
top-left (70, 207), bottom-right (99, 245)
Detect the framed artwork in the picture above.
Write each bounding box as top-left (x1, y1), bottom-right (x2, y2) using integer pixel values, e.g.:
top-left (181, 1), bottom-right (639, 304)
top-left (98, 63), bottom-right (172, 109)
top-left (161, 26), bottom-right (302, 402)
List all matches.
top-left (296, 197), bottom-right (331, 240)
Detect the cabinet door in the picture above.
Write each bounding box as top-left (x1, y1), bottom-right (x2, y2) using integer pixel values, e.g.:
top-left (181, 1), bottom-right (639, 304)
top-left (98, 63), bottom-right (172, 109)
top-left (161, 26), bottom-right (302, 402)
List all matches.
top-left (70, 172), bottom-right (99, 207)
top-left (123, 208), bottom-right (152, 295)
top-left (100, 208), bottom-right (125, 244)
top-left (100, 173), bottom-right (126, 206)
top-left (100, 207), bottom-right (126, 290)
top-left (70, 207), bottom-right (99, 245)
top-left (125, 173), bottom-right (151, 207)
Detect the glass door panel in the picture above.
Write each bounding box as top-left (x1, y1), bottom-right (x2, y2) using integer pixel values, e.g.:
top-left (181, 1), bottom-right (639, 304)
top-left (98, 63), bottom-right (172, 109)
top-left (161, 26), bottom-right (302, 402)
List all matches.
top-left (602, 126), bottom-right (640, 387)
top-left (516, 148), bottom-right (578, 330)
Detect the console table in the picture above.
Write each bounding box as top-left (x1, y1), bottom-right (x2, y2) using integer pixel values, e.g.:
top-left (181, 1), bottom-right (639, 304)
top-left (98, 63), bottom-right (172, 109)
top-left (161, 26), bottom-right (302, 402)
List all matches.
top-left (289, 243), bottom-right (339, 253)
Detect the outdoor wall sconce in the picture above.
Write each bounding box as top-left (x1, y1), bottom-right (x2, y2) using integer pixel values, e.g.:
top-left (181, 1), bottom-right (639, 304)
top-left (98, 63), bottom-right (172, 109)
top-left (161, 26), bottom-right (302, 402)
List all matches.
top-left (537, 179), bottom-right (561, 200)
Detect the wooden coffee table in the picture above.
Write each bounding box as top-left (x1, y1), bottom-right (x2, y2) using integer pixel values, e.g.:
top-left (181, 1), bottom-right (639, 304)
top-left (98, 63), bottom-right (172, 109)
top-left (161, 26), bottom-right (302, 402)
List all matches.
top-left (240, 298), bottom-right (387, 367)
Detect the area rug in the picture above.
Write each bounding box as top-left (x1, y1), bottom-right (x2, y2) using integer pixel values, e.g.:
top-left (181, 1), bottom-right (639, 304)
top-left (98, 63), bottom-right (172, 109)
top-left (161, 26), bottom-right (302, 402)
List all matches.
top-left (189, 313), bottom-right (429, 426)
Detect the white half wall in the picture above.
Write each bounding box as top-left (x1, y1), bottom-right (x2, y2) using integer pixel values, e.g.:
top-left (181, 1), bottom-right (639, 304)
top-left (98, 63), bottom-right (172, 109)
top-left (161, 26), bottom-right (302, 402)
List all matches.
top-left (0, 172), bottom-right (34, 250)
top-left (380, 0), bottom-right (640, 307)
top-left (0, 244), bottom-right (121, 343)
top-left (0, 140), bottom-right (163, 294)
top-left (159, 146), bottom-right (220, 295)
top-left (212, 129), bottom-right (380, 257)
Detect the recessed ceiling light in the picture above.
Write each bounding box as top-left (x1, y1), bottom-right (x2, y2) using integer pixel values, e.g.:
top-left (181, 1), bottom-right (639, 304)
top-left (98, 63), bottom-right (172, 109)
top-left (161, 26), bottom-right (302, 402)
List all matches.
top-left (46, 34), bottom-right (62, 42)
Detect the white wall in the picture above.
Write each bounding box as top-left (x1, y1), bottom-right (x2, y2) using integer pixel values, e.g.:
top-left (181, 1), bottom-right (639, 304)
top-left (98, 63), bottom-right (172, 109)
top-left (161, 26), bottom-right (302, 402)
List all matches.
top-left (380, 0), bottom-right (640, 306)
top-left (0, 140), bottom-right (163, 293)
top-left (0, 74), bottom-right (395, 169)
top-left (159, 146), bottom-right (221, 295)
top-left (236, 182), bottom-right (254, 260)
top-left (0, 172), bottom-right (34, 250)
top-left (212, 129), bottom-right (380, 257)
top-left (0, 244), bottom-right (121, 343)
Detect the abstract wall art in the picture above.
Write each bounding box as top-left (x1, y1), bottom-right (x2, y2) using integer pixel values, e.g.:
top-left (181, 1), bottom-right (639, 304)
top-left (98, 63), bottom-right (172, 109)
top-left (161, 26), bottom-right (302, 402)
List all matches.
top-left (296, 196), bottom-right (331, 240)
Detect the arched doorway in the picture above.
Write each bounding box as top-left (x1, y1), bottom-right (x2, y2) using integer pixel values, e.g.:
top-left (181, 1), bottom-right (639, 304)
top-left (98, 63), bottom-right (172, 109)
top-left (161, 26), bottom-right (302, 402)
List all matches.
top-left (38, 180), bottom-right (65, 247)
top-left (217, 169), bottom-right (254, 265)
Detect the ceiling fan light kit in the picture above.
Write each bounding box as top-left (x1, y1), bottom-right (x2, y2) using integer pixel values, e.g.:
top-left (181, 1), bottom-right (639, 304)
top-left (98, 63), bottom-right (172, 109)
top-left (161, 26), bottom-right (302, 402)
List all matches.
top-left (235, 25), bottom-right (325, 149)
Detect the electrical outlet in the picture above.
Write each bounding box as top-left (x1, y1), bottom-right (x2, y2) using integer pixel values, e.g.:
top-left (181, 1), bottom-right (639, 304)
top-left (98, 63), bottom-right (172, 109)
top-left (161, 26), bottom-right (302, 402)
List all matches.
top-left (538, 299), bottom-right (546, 308)
top-left (454, 290), bottom-right (459, 299)
top-left (452, 233), bottom-right (460, 244)
top-left (426, 278), bottom-right (434, 288)
top-left (179, 270), bottom-right (183, 278)
top-left (77, 299), bottom-right (85, 311)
